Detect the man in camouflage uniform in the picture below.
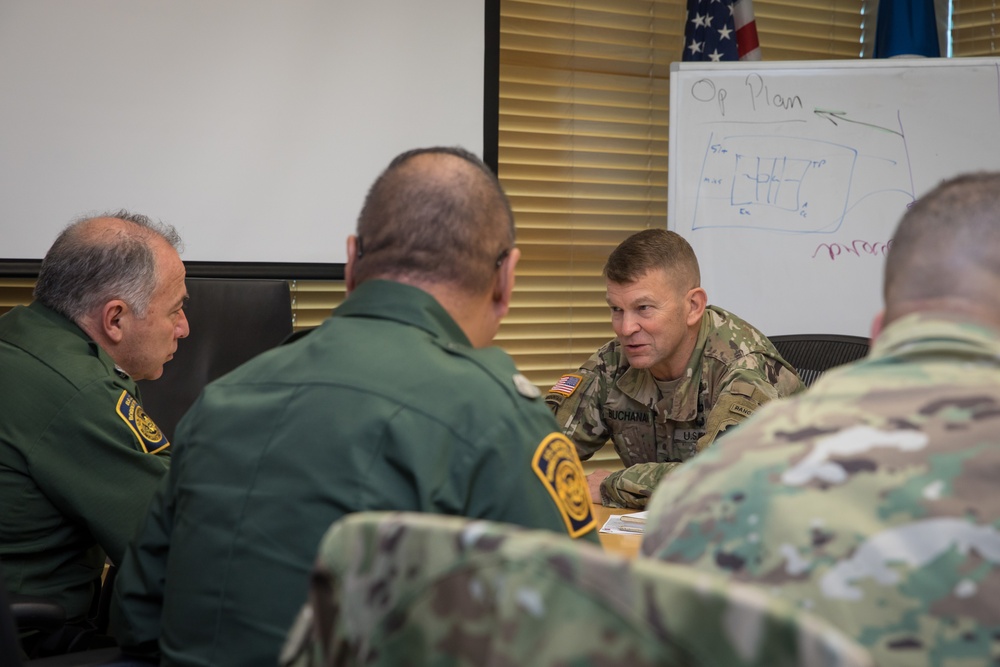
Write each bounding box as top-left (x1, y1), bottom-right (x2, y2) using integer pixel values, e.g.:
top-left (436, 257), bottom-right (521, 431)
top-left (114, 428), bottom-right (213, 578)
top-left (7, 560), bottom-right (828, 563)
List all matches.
top-left (546, 229), bottom-right (802, 508)
top-left (640, 172), bottom-right (1000, 667)
top-left (279, 511), bottom-right (873, 667)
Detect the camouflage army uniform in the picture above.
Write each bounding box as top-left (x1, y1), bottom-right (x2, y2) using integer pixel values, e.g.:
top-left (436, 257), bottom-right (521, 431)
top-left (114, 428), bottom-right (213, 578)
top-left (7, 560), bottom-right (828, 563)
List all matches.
top-left (547, 305), bottom-right (802, 508)
top-left (641, 312), bottom-right (1000, 667)
top-left (280, 511), bottom-right (873, 667)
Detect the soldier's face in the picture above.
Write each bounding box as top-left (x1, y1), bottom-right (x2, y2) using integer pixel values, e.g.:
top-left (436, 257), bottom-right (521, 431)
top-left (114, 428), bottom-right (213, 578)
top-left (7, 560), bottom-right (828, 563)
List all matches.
top-left (606, 268), bottom-right (702, 381)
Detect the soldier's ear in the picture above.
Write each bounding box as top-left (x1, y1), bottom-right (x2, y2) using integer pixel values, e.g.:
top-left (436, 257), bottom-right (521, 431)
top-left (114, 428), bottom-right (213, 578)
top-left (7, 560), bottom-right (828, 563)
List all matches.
top-left (493, 247), bottom-right (520, 317)
top-left (870, 309), bottom-right (885, 341)
top-left (685, 287), bottom-right (707, 327)
top-left (345, 235), bottom-right (359, 294)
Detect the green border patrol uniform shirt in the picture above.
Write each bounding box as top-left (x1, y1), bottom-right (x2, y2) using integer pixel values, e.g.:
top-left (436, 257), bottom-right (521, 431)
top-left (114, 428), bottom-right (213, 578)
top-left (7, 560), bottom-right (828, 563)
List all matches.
top-left (112, 279), bottom-right (597, 667)
top-left (0, 301), bottom-right (170, 620)
top-left (641, 313), bottom-right (1000, 667)
top-left (547, 305), bottom-right (803, 508)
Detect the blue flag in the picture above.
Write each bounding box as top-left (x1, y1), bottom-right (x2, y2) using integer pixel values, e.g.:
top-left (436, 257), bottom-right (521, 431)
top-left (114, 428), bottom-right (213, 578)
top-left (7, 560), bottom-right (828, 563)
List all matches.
top-left (874, 0), bottom-right (940, 58)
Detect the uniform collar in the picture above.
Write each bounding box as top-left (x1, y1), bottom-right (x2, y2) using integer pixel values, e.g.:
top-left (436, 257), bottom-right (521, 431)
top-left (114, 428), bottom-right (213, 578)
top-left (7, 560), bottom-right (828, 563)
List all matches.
top-left (872, 311), bottom-right (1000, 361)
top-left (333, 280), bottom-right (473, 348)
top-left (615, 309), bottom-right (711, 421)
top-left (3, 301), bottom-right (135, 389)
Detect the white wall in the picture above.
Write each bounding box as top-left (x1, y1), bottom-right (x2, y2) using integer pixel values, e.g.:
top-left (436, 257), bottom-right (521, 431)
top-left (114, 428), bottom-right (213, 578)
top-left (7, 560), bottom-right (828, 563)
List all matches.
top-left (0, 0), bottom-right (484, 267)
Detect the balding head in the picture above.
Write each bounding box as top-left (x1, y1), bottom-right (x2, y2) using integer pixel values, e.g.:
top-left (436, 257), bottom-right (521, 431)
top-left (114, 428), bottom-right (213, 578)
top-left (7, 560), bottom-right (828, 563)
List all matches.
top-left (350, 146), bottom-right (515, 295)
top-left (883, 173), bottom-right (1000, 326)
top-left (34, 210), bottom-right (182, 322)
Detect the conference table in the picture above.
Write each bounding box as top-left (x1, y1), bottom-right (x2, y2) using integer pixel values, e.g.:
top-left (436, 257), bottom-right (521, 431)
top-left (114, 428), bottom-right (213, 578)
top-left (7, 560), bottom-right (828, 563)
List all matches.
top-left (592, 502), bottom-right (642, 559)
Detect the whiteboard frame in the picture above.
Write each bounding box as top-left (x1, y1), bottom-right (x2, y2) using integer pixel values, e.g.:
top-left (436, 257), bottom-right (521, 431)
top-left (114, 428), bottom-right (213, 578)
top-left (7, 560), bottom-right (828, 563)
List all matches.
top-left (668, 57), bottom-right (1000, 337)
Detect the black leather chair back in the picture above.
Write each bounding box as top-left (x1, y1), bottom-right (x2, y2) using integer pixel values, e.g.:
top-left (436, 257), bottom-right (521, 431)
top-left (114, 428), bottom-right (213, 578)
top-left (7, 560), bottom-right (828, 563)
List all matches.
top-left (137, 278), bottom-right (293, 442)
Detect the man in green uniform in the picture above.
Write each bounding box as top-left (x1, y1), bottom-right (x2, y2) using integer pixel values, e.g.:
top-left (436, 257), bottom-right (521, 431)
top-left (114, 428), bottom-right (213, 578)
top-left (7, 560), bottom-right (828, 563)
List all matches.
top-left (640, 172), bottom-right (1000, 667)
top-left (546, 229), bottom-right (802, 509)
top-left (0, 211), bottom-right (188, 653)
top-left (111, 146), bottom-right (598, 667)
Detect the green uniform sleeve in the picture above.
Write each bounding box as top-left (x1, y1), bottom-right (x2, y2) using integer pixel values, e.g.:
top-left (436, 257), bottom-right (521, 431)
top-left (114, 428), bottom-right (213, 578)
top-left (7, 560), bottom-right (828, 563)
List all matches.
top-left (29, 386), bottom-right (170, 565)
top-left (454, 412), bottom-right (601, 545)
top-left (110, 432), bottom-right (181, 657)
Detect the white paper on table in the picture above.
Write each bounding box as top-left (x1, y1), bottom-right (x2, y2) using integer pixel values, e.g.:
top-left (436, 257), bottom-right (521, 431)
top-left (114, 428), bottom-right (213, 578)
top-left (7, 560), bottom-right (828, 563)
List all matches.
top-left (599, 510), bottom-right (649, 535)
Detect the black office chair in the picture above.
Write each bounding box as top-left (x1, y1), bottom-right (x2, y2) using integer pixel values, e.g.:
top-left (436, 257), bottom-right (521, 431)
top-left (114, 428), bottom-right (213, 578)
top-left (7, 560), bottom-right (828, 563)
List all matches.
top-left (10, 567), bottom-right (113, 659)
top-left (137, 277), bottom-right (293, 442)
top-left (768, 334), bottom-right (871, 387)
top-left (2, 562), bottom-right (145, 666)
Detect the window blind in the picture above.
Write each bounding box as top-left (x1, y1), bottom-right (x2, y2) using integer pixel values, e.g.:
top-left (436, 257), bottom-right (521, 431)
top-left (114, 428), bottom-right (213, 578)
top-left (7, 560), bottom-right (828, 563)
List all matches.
top-left (0, 280), bottom-right (35, 315)
top-left (952, 0), bottom-right (999, 55)
top-left (495, 0), bottom-right (870, 468)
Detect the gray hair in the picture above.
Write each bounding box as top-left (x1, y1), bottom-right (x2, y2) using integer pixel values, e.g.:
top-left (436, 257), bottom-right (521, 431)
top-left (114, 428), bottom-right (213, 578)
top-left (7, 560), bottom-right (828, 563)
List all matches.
top-left (34, 210), bottom-right (183, 321)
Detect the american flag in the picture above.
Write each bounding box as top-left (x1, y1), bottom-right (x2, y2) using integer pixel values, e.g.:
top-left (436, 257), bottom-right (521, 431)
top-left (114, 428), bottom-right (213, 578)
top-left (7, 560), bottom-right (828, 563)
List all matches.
top-left (682, 0), bottom-right (761, 62)
top-left (549, 374), bottom-right (582, 396)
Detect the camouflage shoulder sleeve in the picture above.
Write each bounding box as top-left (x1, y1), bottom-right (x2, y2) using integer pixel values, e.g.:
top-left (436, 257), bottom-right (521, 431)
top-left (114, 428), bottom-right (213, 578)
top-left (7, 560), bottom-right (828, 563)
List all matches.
top-left (698, 377), bottom-right (779, 450)
top-left (600, 462), bottom-right (683, 509)
top-left (544, 358), bottom-right (608, 460)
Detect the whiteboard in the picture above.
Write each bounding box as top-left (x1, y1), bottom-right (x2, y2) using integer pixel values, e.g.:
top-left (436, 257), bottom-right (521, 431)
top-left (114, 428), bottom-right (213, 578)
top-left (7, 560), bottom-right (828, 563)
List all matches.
top-left (0, 0), bottom-right (483, 269)
top-left (668, 58), bottom-right (1000, 337)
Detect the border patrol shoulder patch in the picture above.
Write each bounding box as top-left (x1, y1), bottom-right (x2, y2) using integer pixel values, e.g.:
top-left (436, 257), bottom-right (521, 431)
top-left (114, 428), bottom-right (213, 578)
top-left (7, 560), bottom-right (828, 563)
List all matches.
top-left (531, 433), bottom-right (595, 538)
top-left (116, 390), bottom-right (170, 454)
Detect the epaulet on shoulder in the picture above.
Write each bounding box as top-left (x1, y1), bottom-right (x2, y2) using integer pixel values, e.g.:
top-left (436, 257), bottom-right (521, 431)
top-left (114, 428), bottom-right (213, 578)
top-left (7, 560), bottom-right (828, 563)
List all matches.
top-left (443, 343), bottom-right (542, 401)
top-left (512, 373), bottom-right (541, 399)
top-left (280, 328), bottom-right (316, 346)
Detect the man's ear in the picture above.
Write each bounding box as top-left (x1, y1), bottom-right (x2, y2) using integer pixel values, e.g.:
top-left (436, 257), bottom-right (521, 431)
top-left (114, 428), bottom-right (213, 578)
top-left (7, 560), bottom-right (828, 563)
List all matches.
top-left (493, 247), bottom-right (521, 318)
top-left (101, 300), bottom-right (128, 344)
top-left (345, 235), bottom-right (359, 294)
top-left (686, 286), bottom-right (708, 326)
top-left (870, 309), bottom-right (885, 341)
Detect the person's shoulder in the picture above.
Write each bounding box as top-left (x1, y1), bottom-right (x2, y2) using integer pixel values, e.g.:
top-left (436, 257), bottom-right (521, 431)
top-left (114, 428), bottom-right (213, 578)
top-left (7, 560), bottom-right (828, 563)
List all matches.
top-left (453, 345), bottom-right (545, 403)
top-left (701, 306), bottom-right (780, 360)
top-left (576, 338), bottom-right (630, 379)
top-left (0, 309), bottom-right (119, 394)
top-left (704, 305), bottom-right (769, 340)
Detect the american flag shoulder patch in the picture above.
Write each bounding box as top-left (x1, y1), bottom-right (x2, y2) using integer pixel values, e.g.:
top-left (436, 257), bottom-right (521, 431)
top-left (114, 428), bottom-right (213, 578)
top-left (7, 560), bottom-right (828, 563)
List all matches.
top-left (548, 374), bottom-right (582, 398)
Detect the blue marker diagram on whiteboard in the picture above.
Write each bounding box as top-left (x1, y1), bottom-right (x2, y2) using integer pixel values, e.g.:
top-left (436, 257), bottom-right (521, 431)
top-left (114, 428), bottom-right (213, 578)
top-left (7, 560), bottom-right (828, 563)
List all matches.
top-left (691, 117), bottom-right (913, 234)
